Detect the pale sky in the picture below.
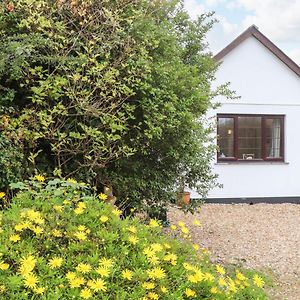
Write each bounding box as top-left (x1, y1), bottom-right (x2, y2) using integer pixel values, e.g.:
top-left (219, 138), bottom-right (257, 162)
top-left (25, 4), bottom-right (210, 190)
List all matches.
top-left (184, 0), bottom-right (300, 65)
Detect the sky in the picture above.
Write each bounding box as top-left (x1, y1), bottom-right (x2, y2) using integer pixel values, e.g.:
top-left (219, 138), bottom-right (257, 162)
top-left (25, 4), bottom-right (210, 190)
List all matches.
top-left (184, 0), bottom-right (300, 65)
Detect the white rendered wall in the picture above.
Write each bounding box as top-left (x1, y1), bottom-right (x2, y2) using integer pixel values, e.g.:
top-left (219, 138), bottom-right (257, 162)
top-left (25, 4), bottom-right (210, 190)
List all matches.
top-left (192, 36), bottom-right (300, 199)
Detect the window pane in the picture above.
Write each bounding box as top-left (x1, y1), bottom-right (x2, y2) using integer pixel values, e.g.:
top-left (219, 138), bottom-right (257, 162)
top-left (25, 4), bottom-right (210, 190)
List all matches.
top-left (218, 117), bottom-right (234, 158)
top-left (238, 117), bottom-right (261, 159)
top-left (266, 118), bottom-right (281, 158)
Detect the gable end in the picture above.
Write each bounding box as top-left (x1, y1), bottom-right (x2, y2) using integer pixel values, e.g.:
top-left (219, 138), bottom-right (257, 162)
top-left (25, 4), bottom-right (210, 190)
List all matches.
top-left (215, 25), bottom-right (300, 77)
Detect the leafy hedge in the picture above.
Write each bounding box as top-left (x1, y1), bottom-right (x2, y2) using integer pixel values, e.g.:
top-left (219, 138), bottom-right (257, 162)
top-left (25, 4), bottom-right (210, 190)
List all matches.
top-left (0, 178), bottom-right (268, 299)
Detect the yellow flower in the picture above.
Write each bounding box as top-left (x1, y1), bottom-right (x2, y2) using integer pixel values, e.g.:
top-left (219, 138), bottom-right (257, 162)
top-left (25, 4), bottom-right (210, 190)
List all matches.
top-left (128, 235), bottom-right (139, 245)
top-left (253, 274), bottom-right (264, 288)
top-left (187, 274), bottom-right (198, 283)
top-left (98, 193), bottom-right (108, 201)
top-left (15, 223), bottom-right (25, 232)
top-left (164, 253), bottom-right (177, 265)
top-left (178, 221), bottom-right (185, 227)
top-left (0, 285), bottom-right (5, 293)
top-left (163, 243), bottom-right (171, 249)
top-left (19, 255), bottom-right (36, 276)
top-left (218, 277), bottom-right (227, 286)
top-left (34, 287), bottom-right (45, 294)
top-left (147, 267), bottom-right (166, 280)
top-left (87, 278), bottom-right (107, 292)
top-left (183, 263), bottom-right (194, 271)
top-left (148, 255), bottom-right (159, 265)
top-left (99, 258), bottom-right (114, 268)
top-left (142, 282), bottom-right (155, 289)
top-left (128, 226), bottom-right (137, 234)
top-left (228, 278), bottom-right (238, 293)
top-left (10, 234), bottom-right (21, 242)
top-left (0, 192), bottom-right (5, 199)
top-left (63, 200), bottom-right (71, 205)
top-left (76, 263), bottom-right (92, 273)
top-left (100, 215), bottom-right (109, 223)
top-left (69, 277), bottom-right (85, 288)
top-left (148, 219), bottom-right (161, 228)
top-left (53, 205), bottom-right (63, 212)
top-left (121, 269), bottom-right (133, 280)
top-left (96, 267), bottom-right (110, 277)
top-left (185, 288), bottom-right (196, 297)
top-left (67, 178), bottom-right (77, 184)
top-left (74, 231), bottom-right (87, 241)
top-left (24, 274), bottom-right (39, 289)
top-left (78, 225), bottom-right (87, 231)
top-left (181, 227), bottom-right (189, 234)
top-left (160, 286), bottom-right (168, 293)
top-left (0, 261), bottom-right (9, 270)
top-left (80, 288), bottom-right (92, 299)
top-left (26, 210), bottom-right (43, 223)
top-left (170, 225), bottom-right (177, 230)
top-left (236, 270), bottom-right (246, 281)
top-left (210, 287), bottom-right (218, 294)
top-left (74, 207), bottom-right (84, 215)
top-left (34, 175), bottom-right (45, 182)
top-left (48, 257), bottom-right (63, 269)
top-left (77, 202), bottom-right (86, 209)
top-left (151, 243), bottom-right (163, 252)
top-left (32, 226), bottom-right (44, 235)
top-left (193, 244), bottom-right (200, 250)
top-left (193, 219), bottom-right (201, 226)
top-left (204, 272), bottom-right (215, 282)
top-left (52, 229), bottom-right (63, 237)
top-left (66, 272), bottom-right (76, 280)
top-left (112, 209), bottom-right (122, 216)
top-left (147, 292), bottom-right (159, 299)
top-left (216, 264), bottom-right (225, 275)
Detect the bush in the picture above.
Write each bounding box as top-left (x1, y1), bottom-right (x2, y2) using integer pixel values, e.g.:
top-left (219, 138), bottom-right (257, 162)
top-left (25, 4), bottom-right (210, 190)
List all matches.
top-left (0, 133), bottom-right (24, 191)
top-left (0, 0), bottom-right (232, 211)
top-left (0, 179), bottom-right (267, 299)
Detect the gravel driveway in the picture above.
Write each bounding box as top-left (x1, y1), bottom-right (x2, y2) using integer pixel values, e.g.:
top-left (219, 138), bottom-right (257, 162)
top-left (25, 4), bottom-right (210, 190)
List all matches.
top-left (167, 203), bottom-right (300, 300)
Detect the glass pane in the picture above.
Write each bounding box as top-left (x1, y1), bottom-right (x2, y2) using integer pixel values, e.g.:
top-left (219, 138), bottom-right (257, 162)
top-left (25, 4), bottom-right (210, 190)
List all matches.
top-left (218, 117), bottom-right (234, 158)
top-left (238, 116), bottom-right (261, 159)
top-left (266, 118), bottom-right (281, 158)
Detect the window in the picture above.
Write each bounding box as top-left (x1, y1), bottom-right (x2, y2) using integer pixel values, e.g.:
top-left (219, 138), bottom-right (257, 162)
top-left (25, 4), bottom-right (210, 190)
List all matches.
top-left (217, 114), bottom-right (284, 161)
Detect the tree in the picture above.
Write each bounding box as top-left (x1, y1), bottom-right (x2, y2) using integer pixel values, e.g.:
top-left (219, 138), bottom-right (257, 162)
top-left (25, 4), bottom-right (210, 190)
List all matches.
top-left (0, 0), bottom-right (229, 212)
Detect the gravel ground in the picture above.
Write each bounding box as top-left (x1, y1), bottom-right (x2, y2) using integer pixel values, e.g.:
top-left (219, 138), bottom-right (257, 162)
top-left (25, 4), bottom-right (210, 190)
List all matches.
top-left (167, 204), bottom-right (300, 300)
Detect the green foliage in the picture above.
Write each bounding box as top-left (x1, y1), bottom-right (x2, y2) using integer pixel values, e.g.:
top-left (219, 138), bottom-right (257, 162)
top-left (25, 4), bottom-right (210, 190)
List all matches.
top-left (0, 179), bottom-right (268, 299)
top-left (0, 0), bottom-right (231, 210)
top-left (0, 132), bottom-right (24, 191)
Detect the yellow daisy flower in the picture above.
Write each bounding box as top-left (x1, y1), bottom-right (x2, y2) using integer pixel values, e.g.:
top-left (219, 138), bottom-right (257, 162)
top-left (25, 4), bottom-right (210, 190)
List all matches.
top-left (10, 234), bottom-right (21, 242)
top-left (80, 288), bottom-right (92, 299)
top-left (121, 269), bottom-right (133, 280)
top-left (76, 263), bottom-right (92, 273)
top-left (48, 257), bottom-right (63, 269)
top-left (100, 215), bottom-right (109, 223)
top-left (24, 274), bottom-right (39, 289)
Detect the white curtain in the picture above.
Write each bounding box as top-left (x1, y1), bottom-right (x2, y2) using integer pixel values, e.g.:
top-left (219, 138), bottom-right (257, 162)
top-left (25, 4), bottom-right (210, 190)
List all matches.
top-left (269, 119), bottom-right (280, 157)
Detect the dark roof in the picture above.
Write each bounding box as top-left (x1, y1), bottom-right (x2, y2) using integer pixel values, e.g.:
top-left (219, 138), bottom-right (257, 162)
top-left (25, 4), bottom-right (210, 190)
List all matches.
top-left (214, 25), bottom-right (300, 77)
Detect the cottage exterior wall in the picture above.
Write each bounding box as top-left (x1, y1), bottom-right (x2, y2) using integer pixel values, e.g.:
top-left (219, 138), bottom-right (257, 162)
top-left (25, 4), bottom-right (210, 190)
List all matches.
top-left (191, 35), bottom-right (300, 199)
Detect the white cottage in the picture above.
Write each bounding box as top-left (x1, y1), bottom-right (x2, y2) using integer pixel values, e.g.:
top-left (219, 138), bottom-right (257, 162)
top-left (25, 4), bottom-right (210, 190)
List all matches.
top-left (195, 25), bottom-right (300, 203)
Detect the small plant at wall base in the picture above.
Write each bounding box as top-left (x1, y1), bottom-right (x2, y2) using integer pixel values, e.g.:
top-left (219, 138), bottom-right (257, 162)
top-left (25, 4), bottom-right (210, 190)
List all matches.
top-left (0, 178), bottom-right (268, 299)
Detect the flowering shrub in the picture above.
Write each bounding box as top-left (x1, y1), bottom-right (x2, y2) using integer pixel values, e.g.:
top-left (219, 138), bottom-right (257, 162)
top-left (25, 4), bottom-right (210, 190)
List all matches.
top-left (0, 178), bottom-right (268, 299)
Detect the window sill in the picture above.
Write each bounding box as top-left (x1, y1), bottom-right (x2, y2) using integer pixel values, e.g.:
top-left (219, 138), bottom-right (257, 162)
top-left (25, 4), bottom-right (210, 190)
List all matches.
top-left (215, 161), bottom-right (289, 165)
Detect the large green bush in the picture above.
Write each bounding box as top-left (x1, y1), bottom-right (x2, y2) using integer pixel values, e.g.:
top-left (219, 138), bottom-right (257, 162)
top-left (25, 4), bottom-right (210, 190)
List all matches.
top-left (0, 178), bottom-right (267, 299)
top-left (0, 0), bottom-right (233, 210)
